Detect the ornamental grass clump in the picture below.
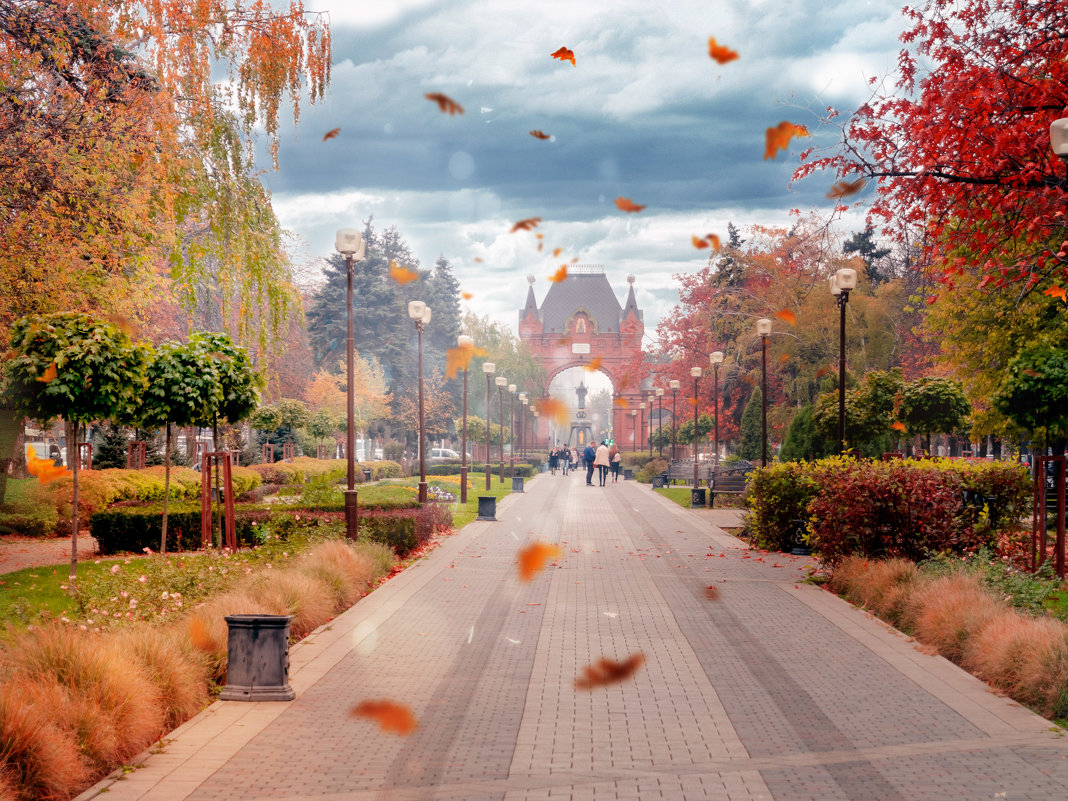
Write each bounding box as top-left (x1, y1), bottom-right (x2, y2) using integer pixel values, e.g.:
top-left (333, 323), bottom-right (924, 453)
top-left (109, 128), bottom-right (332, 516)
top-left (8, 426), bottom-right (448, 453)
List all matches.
top-left (903, 572), bottom-right (1004, 663)
top-left (110, 627), bottom-right (209, 730)
top-left (297, 540), bottom-right (384, 609)
top-left (829, 556), bottom-right (920, 627)
top-left (247, 570), bottom-right (335, 639)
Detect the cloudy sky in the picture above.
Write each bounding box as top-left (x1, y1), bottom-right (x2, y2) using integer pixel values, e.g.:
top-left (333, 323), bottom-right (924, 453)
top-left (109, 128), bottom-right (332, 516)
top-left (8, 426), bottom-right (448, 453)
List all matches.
top-left (263, 0), bottom-right (911, 337)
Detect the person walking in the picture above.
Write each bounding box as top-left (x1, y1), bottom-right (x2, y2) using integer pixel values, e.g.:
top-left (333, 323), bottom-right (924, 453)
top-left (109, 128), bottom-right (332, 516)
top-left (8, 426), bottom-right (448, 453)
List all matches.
top-left (571, 447), bottom-right (579, 474)
top-left (595, 440), bottom-right (611, 487)
top-left (559, 446), bottom-right (569, 476)
top-left (583, 441), bottom-right (596, 486)
top-left (608, 442), bottom-right (621, 482)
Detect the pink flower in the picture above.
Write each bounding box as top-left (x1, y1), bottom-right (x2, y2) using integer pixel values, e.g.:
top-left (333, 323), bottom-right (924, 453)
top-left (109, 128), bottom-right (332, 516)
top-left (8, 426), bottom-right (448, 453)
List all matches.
top-left (111, 564), bottom-right (120, 574)
top-left (138, 575), bottom-right (147, 583)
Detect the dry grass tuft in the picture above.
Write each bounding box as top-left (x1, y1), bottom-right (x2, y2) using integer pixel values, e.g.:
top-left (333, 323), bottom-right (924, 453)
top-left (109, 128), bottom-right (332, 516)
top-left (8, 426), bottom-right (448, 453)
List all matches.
top-left (183, 589), bottom-right (282, 679)
top-left (112, 627), bottom-right (210, 730)
top-left (904, 572), bottom-right (1004, 663)
top-left (247, 570), bottom-right (336, 639)
top-left (5, 625), bottom-right (164, 771)
top-left (298, 540), bottom-right (378, 608)
top-left (0, 676), bottom-right (88, 801)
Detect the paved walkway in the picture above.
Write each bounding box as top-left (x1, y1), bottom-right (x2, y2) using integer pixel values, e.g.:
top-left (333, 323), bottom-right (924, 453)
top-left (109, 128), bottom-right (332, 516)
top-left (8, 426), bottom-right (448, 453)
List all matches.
top-left (78, 475), bottom-right (1068, 801)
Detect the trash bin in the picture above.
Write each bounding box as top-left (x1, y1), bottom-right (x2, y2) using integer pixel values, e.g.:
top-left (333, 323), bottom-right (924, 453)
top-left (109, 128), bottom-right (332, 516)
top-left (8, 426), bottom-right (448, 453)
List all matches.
top-left (690, 487), bottom-right (707, 508)
top-left (790, 518), bottom-right (811, 556)
top-left (623, 468), bottom-right (634, 481)
top-left (511, 476), bottom-right (525, 493)
top-left (362, 468), bottom-right (372, 482)
top-left (477, 496), bottom-right (497, 521)
top-left (652, 475), bottom-right (666, 489)
top-left (220, 615), bottom-right (295, 701)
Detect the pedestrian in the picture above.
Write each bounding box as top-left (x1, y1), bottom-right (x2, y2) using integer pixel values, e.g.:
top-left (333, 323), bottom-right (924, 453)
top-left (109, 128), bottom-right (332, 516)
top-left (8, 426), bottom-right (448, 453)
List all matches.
top-left (571, 447), bottom-right (579, 474)
top-left (583, 441), bottom-right (596, 485)
top-left (560, 446), bottom-right (569, 475)
top-left (595, 440), bottom-right (610, 487)
top-left (608, 442), bottom-right (621, 482)
top-left (549, 447), bottom-right (558, 475)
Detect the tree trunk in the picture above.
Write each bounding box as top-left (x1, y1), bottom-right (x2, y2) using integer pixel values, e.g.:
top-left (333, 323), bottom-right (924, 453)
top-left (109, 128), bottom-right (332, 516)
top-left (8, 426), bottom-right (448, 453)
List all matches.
top-left (161, 423), bottom-right (171, 554)
top-left (67, 419), bottom-right (79, 590)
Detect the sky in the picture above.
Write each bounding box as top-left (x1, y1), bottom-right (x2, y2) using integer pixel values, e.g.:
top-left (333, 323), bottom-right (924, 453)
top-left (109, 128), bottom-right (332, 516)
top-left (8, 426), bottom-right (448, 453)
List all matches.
top-left (262, 0), bottom-right (911, 339)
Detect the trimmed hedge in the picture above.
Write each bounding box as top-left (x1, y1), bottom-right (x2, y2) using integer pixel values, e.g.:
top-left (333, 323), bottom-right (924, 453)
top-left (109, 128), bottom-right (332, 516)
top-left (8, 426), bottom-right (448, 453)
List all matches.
top-left (743, 457), bottom-right (1031, 562)
top-left (425, 462), bottom-right (536, 478)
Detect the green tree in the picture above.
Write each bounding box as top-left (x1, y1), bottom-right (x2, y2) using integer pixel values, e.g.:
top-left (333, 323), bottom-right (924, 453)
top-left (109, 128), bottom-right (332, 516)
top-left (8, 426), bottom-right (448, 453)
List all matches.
top-left (193, 331), bottom-right (262, 449)
top-left (898, 376), bottom-right (971, 454)
top-left (992, 344), bottom-right (1068, 454)
top-left (780, 405), bottom-right (831, 461)
top-left (139, 338), bottom-right (223, 553)
top-left (92, 424), bottom-right (131, 470)
top-left (843, 226), bottom-right (892, 286)
top-left (251, 398), bottom-right (311, 459)
top-left (306, 409), bottom-right (339, 451)
top-left (4, 312), bottom-right (149, 584)
top-left (813, 369), bottom-right (903, 457)
top-left (738, 386), bottom-right (763, 462)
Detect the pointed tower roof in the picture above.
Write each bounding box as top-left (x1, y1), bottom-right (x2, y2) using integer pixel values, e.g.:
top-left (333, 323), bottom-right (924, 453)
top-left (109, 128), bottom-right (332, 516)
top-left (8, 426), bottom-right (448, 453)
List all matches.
top-left (621, 273), bottom-right (642, 324)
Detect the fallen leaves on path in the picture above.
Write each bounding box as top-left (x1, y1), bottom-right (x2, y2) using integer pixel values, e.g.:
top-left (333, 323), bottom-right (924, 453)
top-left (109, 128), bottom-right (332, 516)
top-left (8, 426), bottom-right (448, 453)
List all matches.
top-left (575, 653), bottom-right (645, 689)
top-left (351, 700), bottom-right (418, 735)
top-left (518, 542), bottom-right (563, 581)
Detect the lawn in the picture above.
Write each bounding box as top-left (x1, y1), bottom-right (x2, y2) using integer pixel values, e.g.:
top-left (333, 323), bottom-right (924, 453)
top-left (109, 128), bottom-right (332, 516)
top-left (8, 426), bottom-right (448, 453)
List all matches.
top-left (655, 486), bottom-right (699, 508)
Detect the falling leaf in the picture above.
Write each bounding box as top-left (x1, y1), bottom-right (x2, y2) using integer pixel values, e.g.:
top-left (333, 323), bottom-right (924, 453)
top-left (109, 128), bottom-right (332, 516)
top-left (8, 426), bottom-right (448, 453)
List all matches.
top-left (692, 235), bottom-right (710, 249)
top-left (707, 38), bottom-right (739, 64)
top-left (104, 313), bottom-right (135, 335)
top-left (570, 257), bottom-right (579, 263)
top-left (425, 92), bottom-right (464, 114)
top-left (351, 700), bottom-right (418, 735)
top-left (549, 265), bottom-right (568, 283)
top-left (614, 397), bottom-right (629, 408)
top-left (555, 335), bottom-right (573, 347)
top-left (530, 130), bottom-right (551, 140)
top-left (389, 260), bottom-right (419, 285)
top-left (615, 196), bottom-right (646, 213)
top-left (584, 356), bottom-right (603, 372)
top-left (890, 421), bottom-right (907, 432)
top-left (764, 121), bottom-right (810, 160)
top-left (814, 366), bottom-right (832, 379)
top-left (574, 653), bottom-right (645, 689)
top-left (473, 257), bottom-right (483, 263)
top-left (552, 247), bottom-right (563, 258)
top-left (704, 585), bottom-right (721, 600)
top-left (534, 397), bottom-right (569, 424)
top-left (689, 397), bottom-right (698, 408)
top-left (511, 217), bottom-right (542, 233)
top-left (1043, 285), bottom-right (1067, 302)
top-left (1022, 367), bottom-right (1044, 378)
top-left (827, 178), bottom-right (867, 199)
top-left (36, 363), bottom-right (58, 383)
top-left (445, 346), bottom-right (475, 380)
top-left (518, 542), bottom-right (563, 581)
top-left (25, 447), bottom-right (70, 485)
top-left (775, 309), bottom-right (797, 326)
top-left (551, 46), bottom-right (575, 66)
top-left (322, 127), bottom-right (341, 141)
top-left (461, 291), bottom-right (473, 300)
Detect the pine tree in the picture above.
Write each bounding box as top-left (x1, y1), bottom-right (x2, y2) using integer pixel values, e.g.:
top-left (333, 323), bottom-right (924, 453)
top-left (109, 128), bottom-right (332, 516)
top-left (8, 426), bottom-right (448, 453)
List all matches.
top-left (738, 386), bottom-right (763, 462)
top-left (843, 226), bottom-right (892, 286)
top-left (93, 424), bottom-right (131, 469)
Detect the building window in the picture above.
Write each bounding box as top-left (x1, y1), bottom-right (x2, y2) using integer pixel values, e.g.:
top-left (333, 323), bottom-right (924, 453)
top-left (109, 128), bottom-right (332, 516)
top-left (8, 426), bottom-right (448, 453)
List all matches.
top-left (575, 317), bottom-right (586, 334)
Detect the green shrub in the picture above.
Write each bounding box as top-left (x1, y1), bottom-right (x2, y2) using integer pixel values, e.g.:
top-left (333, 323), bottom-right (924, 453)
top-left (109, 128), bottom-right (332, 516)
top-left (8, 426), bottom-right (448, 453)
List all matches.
top-left (0, 505), bottom-right (59, 537)
top-left (743, 460), bottom-right (821, 551)
top-left (365, 460), bottom-right (403, 479)
top-left (946, 459), bottom-right (1030, 548)
top-left (622, 452), bottom-right (654, 469)
top-left (248, 461), bottom-right (304, 485)
top-left (636, 458), bottom-right (668, 484)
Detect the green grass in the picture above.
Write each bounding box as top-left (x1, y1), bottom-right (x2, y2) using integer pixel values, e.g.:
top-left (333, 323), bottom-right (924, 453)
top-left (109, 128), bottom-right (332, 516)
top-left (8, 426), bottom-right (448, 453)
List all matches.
top-left (655, 487), bottom-right (699, 508)
top-left (1045, 587), bottom-right (1068, 620)
top-left (449, 475), bottom-right (513, 529)
top-left (0, 558), bottom-right (126, 629)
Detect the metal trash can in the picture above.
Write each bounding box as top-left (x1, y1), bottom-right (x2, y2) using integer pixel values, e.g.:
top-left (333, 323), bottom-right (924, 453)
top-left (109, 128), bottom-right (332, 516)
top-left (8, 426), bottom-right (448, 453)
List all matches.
top-left (652, 475), bottom-right (666, 488)
top-left (511, 476), bottom-right (525, 492)
top-left (790, 518), bottom-right (811, 556)
top-left (477, 495), bottom-right (497, 521)
top-left (362, 468), bottom-right (372, 482)
top-left (623, 468), bottom-right (634, 481)
top-left (220, 614), bottom-right (295, 701)
top-left (690, 487), bottom-right (707, 508)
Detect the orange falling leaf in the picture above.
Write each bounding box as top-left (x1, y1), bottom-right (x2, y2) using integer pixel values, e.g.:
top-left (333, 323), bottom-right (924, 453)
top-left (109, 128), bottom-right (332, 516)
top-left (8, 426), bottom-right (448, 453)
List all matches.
top-left (25, 447), bottom-right (69, 485)
top-left (775, 309), bottom-right (797, 326)
top-left (692, 235), bottom-right (710, 249)
top-left (615, 196), bottom-right (646, 213)
top-left (1043, 285), bottom-right (1067, 302)
top-left (814, 366), bottom-right (832, 379)
top-left (36, 362), bottom-right (58, 383)
top-left (613, 397), bottom-right (629, 408)
top-left (1022, 367), bottom-right (1044, 378)
top-left (322, 127), bottom-right (341, 141)
top-left (351, 700), bottom-right (418, 735)
top-left (706, 234), bottom-right (722, 250)
top-left (389, 260), bottom-right (419, 285)
top-left (511, 217), bottom-right (542, 233)
top-left (764, 121), bottom-right (810, 160)
top-left (104, 313), bottom-right (135, 335)
top-left (555, 335), bottom-right (573, 347)
top-left (890, 421), bottom-right (907, 432)
top-left (461, 291), bottom-right (473, 300)
top-left (425, 92), bottom-right (464, 114)
top-left (692, 234), bottom-right (722, 250)
top-left (551, 46), bottom-right (575, 66)
top-left (570, 257), bottom-right (580, 263)
top-left (827, 177), bottom-right (867, 199)
top-left (704, 585), bottom-right (721, 600)
top-left (518, 542), bottom-right (563, 582)
top-left (534, 397), bottom-right (570, 425)
top-left (549, 265), bottom-right (568, 283)
top-left (575, 653), bottom-right (645, 690)
top-left (530, 130), bottom-right (551, 140)
top-left (689, 397), bottom-right (699, 408)
top-left (779, 353), bottom-right (790, 365)
top-left (473, 257), bottom-right (483, 263)
top-left (445, 347), bottom-right (474, 380)
top-left (707, 38), bottom-right (739, 64)
top-left (584, 356), bottom-right (603, 372)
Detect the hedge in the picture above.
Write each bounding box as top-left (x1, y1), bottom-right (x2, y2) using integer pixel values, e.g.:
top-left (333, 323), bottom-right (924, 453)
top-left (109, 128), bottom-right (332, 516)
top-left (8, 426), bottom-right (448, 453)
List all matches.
top-left (424, 462), bottom-right (536, 478)
top-left (743, 457), bottom-right (1031, 562)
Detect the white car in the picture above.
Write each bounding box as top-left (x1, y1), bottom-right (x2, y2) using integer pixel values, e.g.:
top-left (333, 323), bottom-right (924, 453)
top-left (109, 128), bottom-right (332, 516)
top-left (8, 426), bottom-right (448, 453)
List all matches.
top-left (429, 448), bottom-right (461, 461)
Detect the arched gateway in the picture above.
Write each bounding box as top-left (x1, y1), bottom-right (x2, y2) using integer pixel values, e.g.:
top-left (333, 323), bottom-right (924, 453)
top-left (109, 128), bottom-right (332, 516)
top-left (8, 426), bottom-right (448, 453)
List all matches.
top-left (518, 266), bottom-right (646, 448)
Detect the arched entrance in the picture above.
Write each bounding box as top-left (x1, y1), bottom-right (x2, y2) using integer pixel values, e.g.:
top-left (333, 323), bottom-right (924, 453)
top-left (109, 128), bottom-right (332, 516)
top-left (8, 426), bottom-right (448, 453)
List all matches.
top-left (519, 266), bottom-right (646, 449)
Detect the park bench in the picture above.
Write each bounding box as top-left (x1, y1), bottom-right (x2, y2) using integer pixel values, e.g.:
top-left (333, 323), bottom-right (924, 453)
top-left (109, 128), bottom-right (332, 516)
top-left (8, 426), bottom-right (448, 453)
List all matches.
top-left (652, 460), bottom-right (712, 488)
top-left (708, 466), bottom-right (753, 507)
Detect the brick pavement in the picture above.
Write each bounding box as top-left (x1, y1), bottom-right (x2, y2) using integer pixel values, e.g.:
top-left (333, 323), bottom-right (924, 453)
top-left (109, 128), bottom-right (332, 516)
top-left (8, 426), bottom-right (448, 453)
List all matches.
top-left (78, 473), bottom-right (1068, 801)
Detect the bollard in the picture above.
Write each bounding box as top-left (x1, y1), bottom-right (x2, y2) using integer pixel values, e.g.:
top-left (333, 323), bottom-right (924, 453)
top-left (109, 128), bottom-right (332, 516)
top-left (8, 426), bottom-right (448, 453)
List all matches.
top-left (690, 487), bottom-right (707, 508)
top-left (477, 495), bottom-right (497, 521)
top-left (512, 476), bottom-right (525, 493)
top-left (220, 615), bottom-right (295, 701)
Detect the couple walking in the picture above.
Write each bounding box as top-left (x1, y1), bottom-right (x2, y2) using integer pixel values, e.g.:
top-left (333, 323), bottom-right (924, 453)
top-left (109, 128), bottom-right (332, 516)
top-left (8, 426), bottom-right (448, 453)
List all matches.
top-left (584, 440), bottom-right (622, 487)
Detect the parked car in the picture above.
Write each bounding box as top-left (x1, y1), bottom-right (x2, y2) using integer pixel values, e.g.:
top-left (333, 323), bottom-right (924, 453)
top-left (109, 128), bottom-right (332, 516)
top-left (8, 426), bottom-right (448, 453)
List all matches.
top-left (429, 448), bottom-right (461, 461)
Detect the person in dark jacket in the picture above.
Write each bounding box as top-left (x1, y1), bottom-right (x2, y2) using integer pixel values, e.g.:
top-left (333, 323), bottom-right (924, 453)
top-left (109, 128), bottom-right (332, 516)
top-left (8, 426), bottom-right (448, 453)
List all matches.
top-left (583, 442), bottom-right (596, 485)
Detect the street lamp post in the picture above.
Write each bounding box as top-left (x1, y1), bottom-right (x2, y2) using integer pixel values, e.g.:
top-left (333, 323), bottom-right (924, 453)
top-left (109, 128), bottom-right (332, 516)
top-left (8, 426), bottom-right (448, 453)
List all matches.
top-left (710, 351), bottom-right (724, 469)
top-left (757, 318), bottom-right (772, 467)
top-left (631, 409), bottom-right (638, 451)
top-left (646, 395), bottom-right (653, 457)
top-left (518, 393), bottom-right (527, 457)
top-left (656, 388), bottom-right (665, 458)
top-left (829, 268), bottom-right (857, 455)
top-left (408, 301), bottom-right (432, 504)
top-left (690, 366), bottom-right (702, 484)
top-left (639, 403), bottom-right (645, 454)
top-left (669, 379), bottom-right (681, 462)
top-left (508, 384), bottom-right (516, 479)
top-left (335, 229), bottom-right (367, 539)
top-left (457, 335), bottom-right (474, 503)
top-left (495, 376), bottom-right (507, 483)
top-left (482, 362), bottom-right (495, 490)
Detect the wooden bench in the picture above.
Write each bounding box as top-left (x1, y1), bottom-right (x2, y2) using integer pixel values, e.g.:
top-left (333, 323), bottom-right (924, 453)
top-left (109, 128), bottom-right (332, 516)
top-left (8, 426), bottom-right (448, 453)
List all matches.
top-left (708, 468), bottom-right (752, 507)
top-left (653, 460), bottom-right (713, 488)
